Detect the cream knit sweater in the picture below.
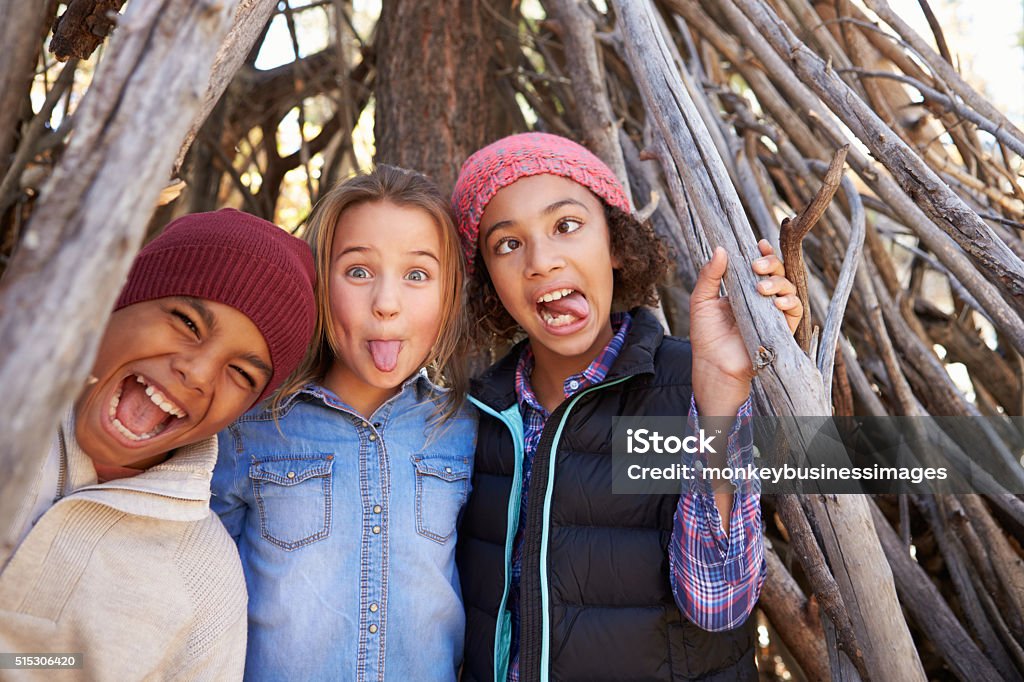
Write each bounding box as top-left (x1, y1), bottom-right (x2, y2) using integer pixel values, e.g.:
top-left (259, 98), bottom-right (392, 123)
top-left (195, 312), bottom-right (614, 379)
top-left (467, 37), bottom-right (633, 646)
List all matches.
top-left (0, 415), bottom-right (247, 681)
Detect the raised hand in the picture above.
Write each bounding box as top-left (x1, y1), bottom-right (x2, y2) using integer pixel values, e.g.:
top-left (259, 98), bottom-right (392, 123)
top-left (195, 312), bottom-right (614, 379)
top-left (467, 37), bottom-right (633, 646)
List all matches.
top-left (690, 239), bottom-right (803, 417)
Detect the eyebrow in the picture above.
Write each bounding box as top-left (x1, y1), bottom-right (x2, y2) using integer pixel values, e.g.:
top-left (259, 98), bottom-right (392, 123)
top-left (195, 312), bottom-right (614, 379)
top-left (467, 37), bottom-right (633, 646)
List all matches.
top-left (410, 250), bottom-right (440, 263)
top-left (335, 245), bottom-right (370, 261)
top-left (243, 353), bottom-right (273, 383)
top-left (482, 198), bottom-right (591, 242)
top-left (182, 297), bottom-right (216, 333)
top-left (182, 297), bottom-right (272, 383)
top-left (336, 246), bottom-right (440, 263)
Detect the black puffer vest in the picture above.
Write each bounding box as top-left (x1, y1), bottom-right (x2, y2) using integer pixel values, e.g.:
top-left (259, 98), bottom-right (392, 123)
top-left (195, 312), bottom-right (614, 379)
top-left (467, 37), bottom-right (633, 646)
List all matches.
top-left (457, 309), bottom-right (757, 681)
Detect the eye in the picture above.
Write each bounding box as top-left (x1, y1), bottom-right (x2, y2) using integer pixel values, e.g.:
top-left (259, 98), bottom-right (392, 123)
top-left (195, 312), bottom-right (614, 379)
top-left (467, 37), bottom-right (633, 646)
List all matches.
top-left (555, 218), bottom-right (582, 235)
top-left (495, 237), bottom-right (521, 255)
top-left (406, 269), bottom-right (430, 282)
top-left (346, 266), bottom-right (371, 279)
top-left (172, 310), bottom-right (200, 339)
top-left (231, 365), bottom-right (257, 389)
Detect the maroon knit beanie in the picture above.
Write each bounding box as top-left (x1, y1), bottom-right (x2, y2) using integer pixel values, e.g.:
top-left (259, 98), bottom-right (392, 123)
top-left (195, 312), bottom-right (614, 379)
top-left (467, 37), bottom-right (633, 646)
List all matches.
top-left (115, 208), bottom-right (316, 403)
top-left (451, 132), bottom-right (631, 274)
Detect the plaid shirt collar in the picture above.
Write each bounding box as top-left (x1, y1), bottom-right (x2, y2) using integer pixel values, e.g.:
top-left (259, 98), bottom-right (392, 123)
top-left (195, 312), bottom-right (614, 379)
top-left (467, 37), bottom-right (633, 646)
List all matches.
top-left (515, 312), bottom-right (632, 417)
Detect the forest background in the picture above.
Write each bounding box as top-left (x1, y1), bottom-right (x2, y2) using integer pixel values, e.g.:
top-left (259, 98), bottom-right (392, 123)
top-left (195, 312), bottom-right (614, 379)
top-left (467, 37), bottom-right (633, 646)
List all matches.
top-left (1, 1), bottom-right (1023, 680)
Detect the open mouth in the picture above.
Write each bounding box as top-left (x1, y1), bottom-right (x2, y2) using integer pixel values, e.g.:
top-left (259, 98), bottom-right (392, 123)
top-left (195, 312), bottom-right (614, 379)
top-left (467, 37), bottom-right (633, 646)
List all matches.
top-left (535, 287), bottom-right (590, 329)
top-left (107, 374), bottom-right (187, 443)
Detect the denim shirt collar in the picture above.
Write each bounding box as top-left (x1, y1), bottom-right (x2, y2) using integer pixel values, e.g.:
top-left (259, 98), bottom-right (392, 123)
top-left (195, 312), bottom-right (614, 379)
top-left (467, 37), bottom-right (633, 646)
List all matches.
top-left (276, 368), bottom-right (439, 421)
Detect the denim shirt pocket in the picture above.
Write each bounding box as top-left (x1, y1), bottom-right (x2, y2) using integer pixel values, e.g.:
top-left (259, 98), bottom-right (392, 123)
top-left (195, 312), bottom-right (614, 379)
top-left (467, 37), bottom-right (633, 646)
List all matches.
top-left (250, 454), bottom-right (334, 551)
top-left (411, 453), bottom-right (471, 544)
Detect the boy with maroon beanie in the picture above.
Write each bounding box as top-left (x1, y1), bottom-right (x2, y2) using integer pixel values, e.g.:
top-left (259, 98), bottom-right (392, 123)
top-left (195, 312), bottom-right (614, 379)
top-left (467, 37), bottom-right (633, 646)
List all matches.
top-left (0, 208), bottom-right (316, 681)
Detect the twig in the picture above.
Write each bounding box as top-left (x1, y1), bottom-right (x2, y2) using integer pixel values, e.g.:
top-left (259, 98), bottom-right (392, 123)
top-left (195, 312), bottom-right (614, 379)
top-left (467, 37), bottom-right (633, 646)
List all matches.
top-left (0, 61), bottom-right (80, 215)
top-left (915, 0), bottom-right (953, 65)
top-left (837, 68), bottom-right (1024, 160)
top-left (807, 158), bottom-right (863, 399)
top-left (775, 495), bottom-right (871, 680)
top-left (780, 145), bottom-right (848, 350)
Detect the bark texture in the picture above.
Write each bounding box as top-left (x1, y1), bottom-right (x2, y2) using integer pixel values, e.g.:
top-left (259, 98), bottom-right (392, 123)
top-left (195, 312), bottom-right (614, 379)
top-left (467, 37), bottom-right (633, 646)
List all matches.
top-left (374, 0), bottom-right (519, 192)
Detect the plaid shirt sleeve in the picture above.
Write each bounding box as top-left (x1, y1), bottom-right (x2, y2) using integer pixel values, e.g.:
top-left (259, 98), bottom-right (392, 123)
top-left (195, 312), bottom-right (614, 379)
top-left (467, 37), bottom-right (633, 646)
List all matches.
top-left (668, 394), bottom-right (767, 631)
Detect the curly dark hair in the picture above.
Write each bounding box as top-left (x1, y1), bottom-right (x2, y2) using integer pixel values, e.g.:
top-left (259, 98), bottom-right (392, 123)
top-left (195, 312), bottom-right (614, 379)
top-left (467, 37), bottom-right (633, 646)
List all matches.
top-left (466, 203), bottom-right (670, 349)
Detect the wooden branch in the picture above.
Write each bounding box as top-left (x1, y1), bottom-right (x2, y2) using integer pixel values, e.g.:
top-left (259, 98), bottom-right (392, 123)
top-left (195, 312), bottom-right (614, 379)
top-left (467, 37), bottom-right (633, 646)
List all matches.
top-left (837, 68), bottom-right (1024, 160)
top-left (173, 0), bottom-right (279, 174)
top-left (959, 495), bottom-right (1024, 635)
top-left (615, 0), bottom-right (822, 405)
top-left (49, 0), bottom-right (127, 61)
top-left (780, 145), bottom-right (847, 350)
top-left (869, 500), bottom-right (1007, 682)
top-left (914, 495), bottom-right (1024, 681)
top-left (612, 5), bottom-right (925, 679)
top-left (0, 0), bottom-right (239, 568)
top-left (807, 160), bottom-right (863, 400)
top-left (731, 0), bottom-right (1024, 312)
top-left (775, 495), bottom-right (869, 679)
top-left (702, 0), bottom-right (1022, 360)
top-left (861, 0), bottom-right (1024, 158)
top-left (0, 1), bottom-right (57, 180)
top-left (703, 0), bottom-right (1024, 357)
top-left (760, 548), bottom-right (831, 682)
top-left (546, 0), bottom-right (631, 197)
top-left (0, 61), bottom-right (79, 214)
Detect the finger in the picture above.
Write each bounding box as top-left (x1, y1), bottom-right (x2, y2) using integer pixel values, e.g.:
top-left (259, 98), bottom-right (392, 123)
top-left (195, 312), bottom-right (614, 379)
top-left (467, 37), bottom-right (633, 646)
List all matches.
top-left (691, 247), bottom-right (728, 305)
top-left (752, 253), bottom-right (786, 278)
top-left (756, 275), bottom-right (797, 297)
top-left (757, 239), bottom-right (774, 257)
top-left (774, 296), bottom-right (804, 334)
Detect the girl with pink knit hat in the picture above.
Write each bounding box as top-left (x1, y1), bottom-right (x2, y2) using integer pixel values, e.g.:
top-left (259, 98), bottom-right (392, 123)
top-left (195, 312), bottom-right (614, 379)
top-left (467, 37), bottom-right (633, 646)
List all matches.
top-left (452, 132), bottom-right (803, 681)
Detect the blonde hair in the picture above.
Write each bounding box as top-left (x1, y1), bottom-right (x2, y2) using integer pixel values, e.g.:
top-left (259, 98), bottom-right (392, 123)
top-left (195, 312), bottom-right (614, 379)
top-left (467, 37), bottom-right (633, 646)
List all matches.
top-left (271, 165), bottom-right (469, 422)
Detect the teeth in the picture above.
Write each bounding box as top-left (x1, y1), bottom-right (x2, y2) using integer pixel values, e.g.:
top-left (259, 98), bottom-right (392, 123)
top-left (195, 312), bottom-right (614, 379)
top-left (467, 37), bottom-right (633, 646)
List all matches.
top-left (144, 383), bottom-right (185, 418)
top-left (537, 288), bottom-right (575, 304)
top-left (540, 310), bottom-right (578, 327)
top-left (108, 383), bottom-right (123, 418)
top-left (111, 417), bottom-right (169, 441)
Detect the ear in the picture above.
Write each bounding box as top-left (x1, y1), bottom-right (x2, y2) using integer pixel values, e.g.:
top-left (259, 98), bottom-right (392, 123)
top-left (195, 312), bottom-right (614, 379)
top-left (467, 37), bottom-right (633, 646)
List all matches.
top-left (611, 249), bottom-right (622, 270)
top-left (609, 235), bottom-right (622, 270)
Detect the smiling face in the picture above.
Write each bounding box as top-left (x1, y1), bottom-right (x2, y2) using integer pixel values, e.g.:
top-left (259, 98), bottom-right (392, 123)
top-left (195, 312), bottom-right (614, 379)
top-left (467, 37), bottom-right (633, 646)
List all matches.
top-left (322, 200), bottom-right (445, 417)
top-left (74, 297), bottom-right (271, 469)
top-left (479, 174), bottom-right (620, 376)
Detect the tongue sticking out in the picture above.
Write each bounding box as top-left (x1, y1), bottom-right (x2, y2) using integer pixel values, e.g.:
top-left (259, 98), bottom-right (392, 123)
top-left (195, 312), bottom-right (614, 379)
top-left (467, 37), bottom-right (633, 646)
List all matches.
top-left (115, 379), bottom-right (171, 436)
top-left (368, 340), bottom-right (402, 373)
top-left (539, 291), bottom-right (589, 319)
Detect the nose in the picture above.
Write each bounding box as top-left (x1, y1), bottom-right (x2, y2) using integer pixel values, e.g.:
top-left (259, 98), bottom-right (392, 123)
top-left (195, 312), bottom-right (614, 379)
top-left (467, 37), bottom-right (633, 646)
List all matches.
top-left (372, 277), bottom-right (401, 320)
top-left (524, 239), bottom-right (567, 278)
top-left (170, 351), bottom-right (218, 395)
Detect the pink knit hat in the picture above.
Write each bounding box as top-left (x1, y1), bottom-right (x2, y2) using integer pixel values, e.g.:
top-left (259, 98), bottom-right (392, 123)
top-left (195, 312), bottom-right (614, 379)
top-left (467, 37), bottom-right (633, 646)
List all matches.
top-left (116, 208), bottom-right (316, 403)
top-left (451, 132), bottom-right (631, 273)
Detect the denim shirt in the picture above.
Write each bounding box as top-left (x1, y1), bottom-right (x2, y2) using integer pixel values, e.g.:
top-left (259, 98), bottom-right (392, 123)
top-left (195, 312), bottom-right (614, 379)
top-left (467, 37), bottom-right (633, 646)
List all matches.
top-left (211, 371), bottom-right (477, 682)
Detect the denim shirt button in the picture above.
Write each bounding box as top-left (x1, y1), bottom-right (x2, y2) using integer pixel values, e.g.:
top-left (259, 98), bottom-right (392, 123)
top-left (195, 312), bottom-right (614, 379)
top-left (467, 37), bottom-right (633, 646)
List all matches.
top-left (372, 504), bottom-right (382, 514)
top-left (369, 434), bottom-right (377, 442)
top-left (286, 471), bottom-right (296, 479)
top-left (369, 624), bottom-right (378, 634)
top-left (444, 467), bottom-right (452, 474)
top-left (369, 603), bottom-right (379, 613)
top-left (373, 422), bottom-right (381, 428)
top-left (372, 525), bottom-right (381, 534)
top-left (361, 421), bottom-right (368, 427)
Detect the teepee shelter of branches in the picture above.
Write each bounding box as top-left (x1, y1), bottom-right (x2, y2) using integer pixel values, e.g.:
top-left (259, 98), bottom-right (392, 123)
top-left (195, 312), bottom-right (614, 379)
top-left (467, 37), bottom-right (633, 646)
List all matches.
top-left (1, 1), bottom-right (1023, 680)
